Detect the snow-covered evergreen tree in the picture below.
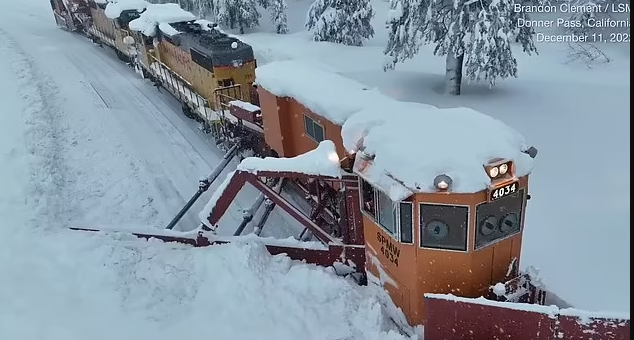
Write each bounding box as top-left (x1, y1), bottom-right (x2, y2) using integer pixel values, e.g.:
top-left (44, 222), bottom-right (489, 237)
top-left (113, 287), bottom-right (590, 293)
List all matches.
top-left (257, 0), bottom-right (289, 33)
top-left (269, 0), bottom-right (289, 34)
top-left (190, 0), bottom-right (216, 18)
top-left (305, 0), bottom-right (375, 46)
top-left (214, 0), bottom-right (261, 33)
top-left (384, 0), bottom-right (540, 95)
top-left (383, 0), bottom-right (424, 71)
top-left (148, 0), bottom-right (289, 35)
top-left (146, 0), bottom-right (215, 18)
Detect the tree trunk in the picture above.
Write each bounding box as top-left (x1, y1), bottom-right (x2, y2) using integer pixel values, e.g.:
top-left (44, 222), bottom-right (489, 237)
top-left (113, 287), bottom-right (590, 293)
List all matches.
top-left (444, 52), bottom-right (464, 95)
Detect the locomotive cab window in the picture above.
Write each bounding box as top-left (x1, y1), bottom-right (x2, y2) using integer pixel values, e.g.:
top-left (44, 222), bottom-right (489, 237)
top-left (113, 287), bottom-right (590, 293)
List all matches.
top-left (360, 179), bottom-right (414, 244)
top-left (218, 78), bottom-right (235, 87)
top-left (399, 201), bottom-right (413, 244)
top-left (475, 188), bottom-right (525, 249)
top-left (420, 204), bottom-right (469, 251)
top-left (303, 115), bottom-right (325, 142)
top-left (141, 33), bottom-right (153, 47)
top-left (361, 179), bottom-right (376, 217)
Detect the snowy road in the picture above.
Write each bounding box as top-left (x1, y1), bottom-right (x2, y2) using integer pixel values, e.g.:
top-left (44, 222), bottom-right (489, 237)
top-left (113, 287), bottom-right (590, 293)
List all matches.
top-left (0, 2), bottom-right (406, 340)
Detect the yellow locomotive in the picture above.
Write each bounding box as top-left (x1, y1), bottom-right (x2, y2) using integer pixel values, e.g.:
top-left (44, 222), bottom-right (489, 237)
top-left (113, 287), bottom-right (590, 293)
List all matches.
top-left (75, 0), bottom-right (258, 136)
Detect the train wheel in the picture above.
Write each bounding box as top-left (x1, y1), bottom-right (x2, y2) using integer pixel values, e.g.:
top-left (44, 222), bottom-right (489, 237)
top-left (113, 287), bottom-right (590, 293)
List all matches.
top-left (145, 72), bottom-right (155, 83)
top-left (201, 122), bottom-right (212, 134)
top-left (132, 62), bottom-right (144, 78)
top-left (181, 105), bottom-right (195, 119)
top-left (115, 50), bottom-right (129, 62)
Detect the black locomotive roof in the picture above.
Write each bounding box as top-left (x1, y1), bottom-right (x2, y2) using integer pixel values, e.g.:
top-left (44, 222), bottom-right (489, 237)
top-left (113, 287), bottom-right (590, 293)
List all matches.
top-left (161, 21), bottom-right (255, 71)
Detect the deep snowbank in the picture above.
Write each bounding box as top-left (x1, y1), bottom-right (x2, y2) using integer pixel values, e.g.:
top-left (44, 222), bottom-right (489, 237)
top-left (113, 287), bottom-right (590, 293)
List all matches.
top-left (2, 229), bottom-right (406, 340)
top-left (0, 2), bottom-right (409, 339)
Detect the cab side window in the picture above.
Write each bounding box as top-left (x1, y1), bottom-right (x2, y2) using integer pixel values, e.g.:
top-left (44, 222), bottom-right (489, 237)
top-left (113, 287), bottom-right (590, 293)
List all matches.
top-left (361, 179), bottom-right (414, 243)
top-left (361, 179), bottom-right (376, 217)
top-left (398, 202), bottom-right (413, 244)
top-left (376, 189), bottom-right (397, 234)
top-left (303, 115), bottom-right (325, 142)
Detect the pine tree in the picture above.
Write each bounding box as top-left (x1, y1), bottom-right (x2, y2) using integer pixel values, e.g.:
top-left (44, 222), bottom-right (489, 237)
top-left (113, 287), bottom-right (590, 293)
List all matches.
top-left (189, 0), bottom-right (216, 18)
top-left (269, 0), bottom-right (289, 34)
top-left (383, 0), bottom-right (424, 71)
top-left (257, 0), bottom-right (289, 33)
top-left (305, 0), bottom-right (375, 46)
top-left (146, 0), bottom-right (215, 18)
top-left (214, 0), bottom-right (261, 33)
top-left (384, 0), bottom-right (540, 95)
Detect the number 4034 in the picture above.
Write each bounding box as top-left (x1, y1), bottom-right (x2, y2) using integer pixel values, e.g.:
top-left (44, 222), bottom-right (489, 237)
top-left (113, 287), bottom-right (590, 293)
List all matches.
top-left (491, 182), bottom-right (518, 200)
top-left (380, 247), bottom-right (399, 267)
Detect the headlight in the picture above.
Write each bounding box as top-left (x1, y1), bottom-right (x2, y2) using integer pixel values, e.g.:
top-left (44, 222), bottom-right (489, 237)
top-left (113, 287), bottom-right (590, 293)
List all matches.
top-left (434, 174), bottom-right (453, 191)
top-left (499, 163), bottom-right (508, 175)
top-left (488, 166), bottom-right (499, 178)
top-left (484, 159), bottom-right (514, 180)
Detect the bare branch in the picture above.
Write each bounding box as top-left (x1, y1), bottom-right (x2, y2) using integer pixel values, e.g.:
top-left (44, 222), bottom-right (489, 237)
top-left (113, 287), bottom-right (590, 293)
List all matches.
top-left (565, 42), bottom-right (612, 69)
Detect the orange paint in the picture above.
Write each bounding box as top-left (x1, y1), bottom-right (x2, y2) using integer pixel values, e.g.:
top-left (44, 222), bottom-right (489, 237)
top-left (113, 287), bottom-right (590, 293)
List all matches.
top-left (257, 87), bottom-right (346, 158)
top-left (364, 176), bottom-right (529, 326)
top-left (254, 80), bottom-right (533, 327)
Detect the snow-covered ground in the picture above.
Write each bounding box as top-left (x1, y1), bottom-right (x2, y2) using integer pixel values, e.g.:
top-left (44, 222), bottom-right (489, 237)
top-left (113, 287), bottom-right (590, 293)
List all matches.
top-left (234, 0), bottom-right (630, 313)
top-left (0, 1), bottom-right (409, 339)
top-left (0, 0), bottom-right (628, 338)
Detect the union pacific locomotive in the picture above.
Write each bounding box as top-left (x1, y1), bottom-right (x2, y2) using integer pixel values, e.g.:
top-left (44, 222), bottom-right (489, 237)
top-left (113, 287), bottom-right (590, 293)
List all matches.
top-left (53, 0), bottom-right (260, 148)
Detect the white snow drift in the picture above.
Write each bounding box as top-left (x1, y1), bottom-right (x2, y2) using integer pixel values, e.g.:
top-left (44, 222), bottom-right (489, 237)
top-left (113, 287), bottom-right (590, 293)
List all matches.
top-left (0, 1), bottom-right (410, 339)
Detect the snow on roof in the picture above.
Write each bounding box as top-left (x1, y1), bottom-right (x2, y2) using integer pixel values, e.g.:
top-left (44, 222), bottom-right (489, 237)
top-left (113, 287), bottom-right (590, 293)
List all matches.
top-left (158, 22), bottom-right (179, 36)
top-left (229, 100), bottom-right (260, 113)
top-left (343, 102), bottom-right (535, 200)
top-left (104, 0), bottom-right (148, 19)
top-left (237, 140), bottom-right (342, 178)
top-left (255, 60), bottom-right (392, 125)
top-left (254, 60), bottom-right (534, 200)
top-left (127, 3), bottom-right (196, 37)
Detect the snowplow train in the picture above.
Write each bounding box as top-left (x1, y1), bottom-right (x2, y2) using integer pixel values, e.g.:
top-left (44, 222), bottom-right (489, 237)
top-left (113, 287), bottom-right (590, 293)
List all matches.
top-left (52, 0), bottom-right (630, 339)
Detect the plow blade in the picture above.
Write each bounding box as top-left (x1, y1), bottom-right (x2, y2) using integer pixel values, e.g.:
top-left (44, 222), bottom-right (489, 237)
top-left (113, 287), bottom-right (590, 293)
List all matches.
top-left (424, 294), bottom-right (630, 340)
top-left (69, 226), bottom-right (366, 270)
